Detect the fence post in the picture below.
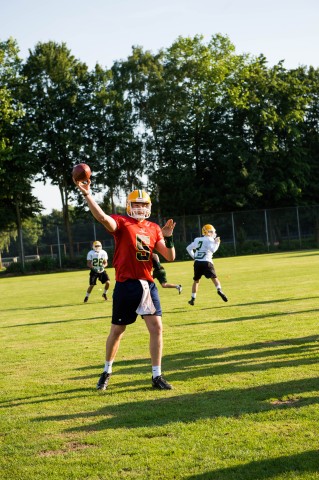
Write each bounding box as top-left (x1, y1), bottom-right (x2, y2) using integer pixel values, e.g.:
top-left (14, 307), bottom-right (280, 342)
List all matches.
top-left (18, 227), bottom-right (25, 270)
top-left (56, 227), bottom-right (62, 268)
top-left (264, 210), bottom-right (270, 252)
top-left (296, 206), bottom-right (302, 248)
top-left (231, 212), bottom-right (237, 255)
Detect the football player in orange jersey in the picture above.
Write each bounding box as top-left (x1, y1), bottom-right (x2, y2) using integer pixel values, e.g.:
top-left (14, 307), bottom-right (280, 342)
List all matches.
top-left (75, 179), bottom-right (176, 391)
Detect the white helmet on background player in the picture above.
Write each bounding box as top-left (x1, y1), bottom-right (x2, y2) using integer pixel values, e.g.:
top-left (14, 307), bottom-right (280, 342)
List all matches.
top-left (202, 224), bottom-right (217, 238)
top-left (126, 189), bottom-right (152, 221)
top-left (93, 241), bottom-right (102, 251)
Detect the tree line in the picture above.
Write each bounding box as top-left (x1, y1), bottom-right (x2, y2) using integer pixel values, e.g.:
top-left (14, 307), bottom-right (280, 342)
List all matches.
top-left (1, 34), bottom-right (319, 258)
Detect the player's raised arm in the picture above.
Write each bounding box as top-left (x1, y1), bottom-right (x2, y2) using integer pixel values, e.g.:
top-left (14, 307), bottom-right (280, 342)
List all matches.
top-left (74, 177), bottom-right (117, 233)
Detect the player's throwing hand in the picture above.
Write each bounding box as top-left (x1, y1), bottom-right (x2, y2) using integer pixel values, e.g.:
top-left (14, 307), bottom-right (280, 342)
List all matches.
top-left (74, 178), bottom-right (91, 196)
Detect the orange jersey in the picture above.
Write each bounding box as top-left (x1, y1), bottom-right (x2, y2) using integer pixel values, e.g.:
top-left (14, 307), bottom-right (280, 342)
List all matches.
top-left (110, 215), bottom-right (164, 282)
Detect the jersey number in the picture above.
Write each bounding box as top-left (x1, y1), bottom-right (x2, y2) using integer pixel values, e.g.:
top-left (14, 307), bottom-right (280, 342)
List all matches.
top-left (194, 241), bottom-right (206, 259)
top-left (136, 234), bottom-right (151, 261)
top-left (92, 257), bottom-right (104, 269)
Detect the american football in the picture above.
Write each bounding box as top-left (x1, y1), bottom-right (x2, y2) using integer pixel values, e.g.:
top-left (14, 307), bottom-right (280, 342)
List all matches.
top-left (72, 163), bottom-right (91, 182)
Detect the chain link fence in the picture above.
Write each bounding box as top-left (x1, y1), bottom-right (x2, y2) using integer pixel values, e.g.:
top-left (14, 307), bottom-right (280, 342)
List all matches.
top-left (1, 205), bottom-right (319, 268)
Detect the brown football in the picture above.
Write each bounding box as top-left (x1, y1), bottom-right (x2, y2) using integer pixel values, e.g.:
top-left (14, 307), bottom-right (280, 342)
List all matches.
top-left (72, 163), bottom-right (91, 182)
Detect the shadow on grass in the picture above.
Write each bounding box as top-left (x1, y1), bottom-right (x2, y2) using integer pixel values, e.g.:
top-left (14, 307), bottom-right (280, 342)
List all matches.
top-left (233, 295), bottom-right (319, 306)
top-left (9, 304), bottom-right (316, 328)
top-left (286, 251), bottom-right (319, 257)
top-left (213, 307), bottom-right (319, 324)
top-left (166, 295), bottom-right (319, 320)
top-left (174, 306), bottom-right (319, 325)
top-left (4, 336), bottom-right (317, 409)
top-left (2, 300), bottom-right (112, 312)
top-left (2, 315), bottom-right (112, 327)
top-left (73, 346), bottom-right (319, 384)
top-left (0, 387), bottom-right (95, 408)
top-left (32, 376), bottom-right (319, 433)
top-left (73, 334), bottom-right (318, 380)
top-left (185, 449), bottom-right (319, 480)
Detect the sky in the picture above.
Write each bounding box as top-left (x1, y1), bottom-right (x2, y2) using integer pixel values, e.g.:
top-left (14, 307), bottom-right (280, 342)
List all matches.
top-left (2, 0), bottom-right (319, 213)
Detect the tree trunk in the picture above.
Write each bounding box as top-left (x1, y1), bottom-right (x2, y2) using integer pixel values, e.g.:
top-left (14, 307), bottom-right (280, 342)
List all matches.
top-left (59, 183), bottom-right (74, 259)
top-left (15, 200), bottom-right (25, 270)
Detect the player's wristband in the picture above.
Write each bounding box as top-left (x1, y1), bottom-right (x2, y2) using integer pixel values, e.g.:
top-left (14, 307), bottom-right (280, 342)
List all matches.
top-left (164, 236), bottom-right (174, 248)
top-left (83, 191), bottom-right (90, 197)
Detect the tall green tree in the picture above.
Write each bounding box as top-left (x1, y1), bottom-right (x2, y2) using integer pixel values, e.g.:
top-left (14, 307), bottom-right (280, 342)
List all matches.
top-left (22, 41), bottom-right (93, 257)
top-left (117, 35), bottom-right (251, 216)
top-left (0, 38), bottom-right (42, 265)
top-left (118, 34), bottom-right (315, 214)
top-left (301, 66), bottom-right (319, 205)
top-left (227, 58), bottom-right (310, 208)
top-left (85, 63), bottom-right (143, 212)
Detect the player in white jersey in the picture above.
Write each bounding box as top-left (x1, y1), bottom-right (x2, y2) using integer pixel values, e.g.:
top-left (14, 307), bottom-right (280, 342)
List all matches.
top-left (84, 241), bottom-right (110, 302)
top-left (186, 224), bottom-right (228, 306)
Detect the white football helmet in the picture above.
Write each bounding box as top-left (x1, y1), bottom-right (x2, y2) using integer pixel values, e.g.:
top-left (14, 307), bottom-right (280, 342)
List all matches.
top-left (202, 224), bottom-right (216, 238)
top-left (93, 241), bottom-right (102, 251)
top-left (126, 189), bottom-right (152, 221)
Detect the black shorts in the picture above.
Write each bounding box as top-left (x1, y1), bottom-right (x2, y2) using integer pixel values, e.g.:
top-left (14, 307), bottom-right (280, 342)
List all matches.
top-left (193, 260), bottom-right (217, 281)
top-left (89, 269), bottom-right (110, 286)
top-left (112, 279), bottom-right (162, 325)
top-left (152, 267), bottom-right (167, 285)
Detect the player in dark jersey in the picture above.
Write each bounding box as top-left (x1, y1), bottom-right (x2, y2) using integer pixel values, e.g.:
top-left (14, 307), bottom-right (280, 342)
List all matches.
top-left (152, 253), bottom-right (182, 294)
top-left (74, 179), bottom-right (176, 390)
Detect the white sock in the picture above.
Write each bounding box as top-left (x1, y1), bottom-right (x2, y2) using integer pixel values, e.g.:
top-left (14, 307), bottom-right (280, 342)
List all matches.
top-left (104, 361), bottom-right (113, 374)
top-left (216, 283), bottom-right (221, 290)
top-left (85, 293), bottom-right (90, 297)
top-left (191, 293), bottom-right (196, 299)
top-left (152, 366), bottom-right (161, 378)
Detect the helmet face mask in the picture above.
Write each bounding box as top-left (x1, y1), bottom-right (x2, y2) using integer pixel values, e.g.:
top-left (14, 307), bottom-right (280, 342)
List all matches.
top-left (93, 241), bottom-right (102, 252)
top-left (127, 189), bottom-right (152, 221)
top-left (202, 224), bottom-right (216, 238)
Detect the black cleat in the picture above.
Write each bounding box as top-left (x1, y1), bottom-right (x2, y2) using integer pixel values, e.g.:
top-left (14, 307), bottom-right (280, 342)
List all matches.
top-left (217, 290), bottom-right (228, 302)
top-left (177, 285), bottom-right (183, 294)
top-left (102, 293), bottom-right (107, 300)
top-left (152, 375), bottom-right (173, 390)
top-left (188, 298), bottom-right (195, 306)
top-left (96, 372), bottom-right (111, 390)
top-left (84, 296), bottom-right (88, 303)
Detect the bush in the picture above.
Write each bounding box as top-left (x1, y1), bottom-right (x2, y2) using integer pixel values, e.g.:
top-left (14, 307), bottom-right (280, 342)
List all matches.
top-left (238, 240), bottom-right (266, 255)
top-left (5, 256), bottom-right (60, 274)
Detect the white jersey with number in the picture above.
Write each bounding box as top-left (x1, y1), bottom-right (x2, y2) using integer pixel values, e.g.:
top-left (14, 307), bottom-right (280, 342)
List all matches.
top-left (87, 249), bottom-right (108, 273)
top-left (186, 236), bottom-right (220, 262)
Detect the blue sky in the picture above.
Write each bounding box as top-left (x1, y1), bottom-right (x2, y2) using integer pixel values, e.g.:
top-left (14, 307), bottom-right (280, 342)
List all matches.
top-left (2, 0), bottom-right (319, 212)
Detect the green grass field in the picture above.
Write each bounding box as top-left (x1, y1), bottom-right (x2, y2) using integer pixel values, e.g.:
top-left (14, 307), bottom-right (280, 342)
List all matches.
top-left (1, 251), bottom-right (319, 480)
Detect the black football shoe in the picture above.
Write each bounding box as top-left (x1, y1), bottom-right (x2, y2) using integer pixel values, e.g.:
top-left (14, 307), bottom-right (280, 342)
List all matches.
top-left (188, 298), bottom-right (195, 306)
top-left (96, 372), bottom-right (111, 390)
top-left (152, 375), bottom-right (173, 390)
top-left (102, 293), bottom-right (107, 300)
top-left (84, 296), bottom-right (88, 303)
top-left (217, 289), bottom-right (228, 302)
